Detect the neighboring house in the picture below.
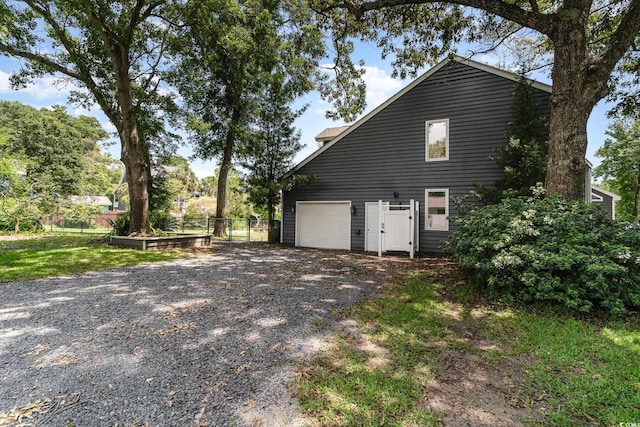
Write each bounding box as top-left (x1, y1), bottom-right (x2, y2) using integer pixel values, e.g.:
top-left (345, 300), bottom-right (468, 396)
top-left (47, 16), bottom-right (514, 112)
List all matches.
top-left (281, 55), bottom-right (615, 254)
top-left (591, 185), bottom-right (621, 220)
top-left (69, 195), bottom-right (113, 211)
top-left (315, 126), bottom-right (351, 146)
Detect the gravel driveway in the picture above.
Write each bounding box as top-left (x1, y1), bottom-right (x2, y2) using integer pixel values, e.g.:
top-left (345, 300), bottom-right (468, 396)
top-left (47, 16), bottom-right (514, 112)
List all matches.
top-left (0, 243), bottom-right (406, 426)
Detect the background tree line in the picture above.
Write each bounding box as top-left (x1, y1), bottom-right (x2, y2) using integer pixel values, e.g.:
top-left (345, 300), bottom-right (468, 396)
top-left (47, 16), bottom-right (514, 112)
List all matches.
top-left (0, 101), bottom-right (274, 232)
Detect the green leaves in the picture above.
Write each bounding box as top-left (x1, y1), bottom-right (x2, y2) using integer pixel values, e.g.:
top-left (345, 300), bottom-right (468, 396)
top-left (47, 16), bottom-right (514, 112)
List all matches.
top-left (446, 195), bottom-right (640, 314)
top-left (594, 118), bottom-right (640, 224)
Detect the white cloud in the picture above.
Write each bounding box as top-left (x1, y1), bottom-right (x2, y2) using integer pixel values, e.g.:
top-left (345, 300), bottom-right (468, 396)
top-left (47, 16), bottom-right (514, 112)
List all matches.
top-left (312, 65), bottom-right (403, 119)
top-left (0, 70), bottom-right (11, 92)
top-left (102, 120), bottom-right (118, 134)
top-left (360, 65), bottom-right (403, 112)
top-left (0, 70), bottom-right (81, 101)
top-left (476, 53), bottom-right (502, 68)
top-left (73, 105), bottom-right (94, 117)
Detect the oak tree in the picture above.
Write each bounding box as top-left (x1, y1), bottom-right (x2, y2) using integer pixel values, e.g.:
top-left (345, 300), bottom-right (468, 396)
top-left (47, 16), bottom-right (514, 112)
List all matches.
top-left (314, 0), bottom-right (640, 200)
top-left (0, 0), bottom-right (174, 234)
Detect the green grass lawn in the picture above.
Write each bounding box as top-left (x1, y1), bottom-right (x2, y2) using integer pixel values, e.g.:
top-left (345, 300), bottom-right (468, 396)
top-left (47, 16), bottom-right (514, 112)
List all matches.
top-left (295, 262), bottom-right (640, 426)
top-left (0, 233), bottom-right (204, 283)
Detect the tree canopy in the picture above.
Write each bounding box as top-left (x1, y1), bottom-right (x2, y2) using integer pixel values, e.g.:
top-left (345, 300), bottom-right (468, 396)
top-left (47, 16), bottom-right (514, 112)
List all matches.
top-left (0, 0), bottom-right (176, 235)
top-left (169, 0), bottom-right (322, 235)
top-left (0, 101), bottom-right (119, 231)
top-left (240, 73), bottom-right (309, 242)
top-left (312, 0), bottom-right (640, 201)
top-left (594, 118), bottom-right (640, 224)
top-left (0, 101), bottom-right (120, 201)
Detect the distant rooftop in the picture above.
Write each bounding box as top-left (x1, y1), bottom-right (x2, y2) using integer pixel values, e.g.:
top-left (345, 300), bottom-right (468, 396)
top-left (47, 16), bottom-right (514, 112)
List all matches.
top-left (70, 195), bottom-right (113, 206)
top-left (315, 126), bottom-right (351, 144)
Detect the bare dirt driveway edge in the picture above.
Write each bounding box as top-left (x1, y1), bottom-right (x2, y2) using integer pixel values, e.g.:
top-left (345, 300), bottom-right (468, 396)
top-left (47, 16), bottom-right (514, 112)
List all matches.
top-left (0, 244), bottom-right (408, 426)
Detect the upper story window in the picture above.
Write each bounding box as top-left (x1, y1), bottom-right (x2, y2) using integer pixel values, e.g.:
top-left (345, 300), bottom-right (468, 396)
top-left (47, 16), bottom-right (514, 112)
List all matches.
top-left (425, 119), bottom-right (449, 161)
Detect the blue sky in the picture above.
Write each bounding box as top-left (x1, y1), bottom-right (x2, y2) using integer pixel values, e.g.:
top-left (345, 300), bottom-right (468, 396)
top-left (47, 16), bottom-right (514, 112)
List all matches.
top-left (0, 47), bottom-right (613, 179)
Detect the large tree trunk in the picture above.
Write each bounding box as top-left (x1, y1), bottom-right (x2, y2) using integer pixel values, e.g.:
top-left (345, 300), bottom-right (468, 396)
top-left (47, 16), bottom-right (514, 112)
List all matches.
top-left (634, 174), bottom-right (640, 225)
top-left (267, 202), bottom-right (275, 243)
top-left (213, 124), bottom-right (237, 237)
top-left (115, 55), bottom-right (151, 236)
top-left (545, 7), bottom-right (600, 201)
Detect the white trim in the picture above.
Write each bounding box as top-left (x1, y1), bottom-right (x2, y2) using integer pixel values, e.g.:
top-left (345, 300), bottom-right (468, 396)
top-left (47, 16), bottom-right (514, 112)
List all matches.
top-left (592, 185), bottom-right (621, 220)
top-left (455, 56), bottom-right (552, 93)
top-left (425, 189), bottom-right (449, 231)
top-left (591, 192), bottom-right (604, 202)
top-left (425, 118), bottom-right (449, 161)
top-left (295, 201), bottom-right (351, 250)
top-left (283, 55), bottom-right (552, 178)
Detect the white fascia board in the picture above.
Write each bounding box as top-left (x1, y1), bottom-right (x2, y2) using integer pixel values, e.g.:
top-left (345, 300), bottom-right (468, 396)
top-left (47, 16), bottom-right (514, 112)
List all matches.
top-left (455, 56), bottom-right (552, 94)
top-left (284, 55), bottom-right (552, 178)
top-left (284, 58), bottom-right (455, 178)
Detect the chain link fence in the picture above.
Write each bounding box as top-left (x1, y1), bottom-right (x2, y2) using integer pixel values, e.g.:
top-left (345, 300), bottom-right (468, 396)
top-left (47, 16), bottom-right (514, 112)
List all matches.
top-left (40, 214), bottom-right (279, 242)
top-left (179, 217), bottom-right (279, 242)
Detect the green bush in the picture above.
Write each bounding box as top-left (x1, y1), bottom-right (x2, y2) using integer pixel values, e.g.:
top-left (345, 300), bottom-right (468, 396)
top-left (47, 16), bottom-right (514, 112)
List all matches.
top-left (444, 193), bottom-right (640, 314)
top-left (108, 212), bottom-right (130, 236)
top-left (150, 210), bottom-right (178, 233)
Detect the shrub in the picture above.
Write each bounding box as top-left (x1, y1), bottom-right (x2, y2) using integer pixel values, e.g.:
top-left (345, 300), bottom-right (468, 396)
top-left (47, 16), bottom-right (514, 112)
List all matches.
top-left (150, 210), bottom-right (178, 233)
top-left (444, 193), bottom-right (640, 314)
top-left (108, 212), bottom-right (130, 236)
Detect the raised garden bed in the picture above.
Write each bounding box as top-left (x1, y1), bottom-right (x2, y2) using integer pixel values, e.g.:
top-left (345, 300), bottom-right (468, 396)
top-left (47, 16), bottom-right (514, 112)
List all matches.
top-left (109, 234), bottom-right (212, 250)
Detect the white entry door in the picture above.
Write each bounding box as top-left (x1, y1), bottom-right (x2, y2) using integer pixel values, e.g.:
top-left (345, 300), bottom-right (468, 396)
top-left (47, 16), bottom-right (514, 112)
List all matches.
top-left (365, 202), bottom-right (389, 252)
top-left (383, 209), bottom-right (412, 251)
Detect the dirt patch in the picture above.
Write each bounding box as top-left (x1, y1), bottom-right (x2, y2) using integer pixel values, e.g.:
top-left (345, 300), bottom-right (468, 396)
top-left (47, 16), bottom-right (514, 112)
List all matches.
top-left (410, 261), bottom-right (545, 425)
top-left (421, 347), bottom-right (543, 426)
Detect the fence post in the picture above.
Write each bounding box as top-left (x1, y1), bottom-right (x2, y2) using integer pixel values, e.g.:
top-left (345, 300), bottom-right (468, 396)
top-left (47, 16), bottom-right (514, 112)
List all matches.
top-left (228, 218), bottom-right (232, 241)
top-left (207, 216), bottom-right (210, 234)
top-left (247, 218), bottom-right (251, 242)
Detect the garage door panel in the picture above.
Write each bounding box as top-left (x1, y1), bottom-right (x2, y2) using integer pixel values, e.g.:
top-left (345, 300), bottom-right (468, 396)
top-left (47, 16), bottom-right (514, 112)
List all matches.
top-left (297, 202), bottom-right (351, 250)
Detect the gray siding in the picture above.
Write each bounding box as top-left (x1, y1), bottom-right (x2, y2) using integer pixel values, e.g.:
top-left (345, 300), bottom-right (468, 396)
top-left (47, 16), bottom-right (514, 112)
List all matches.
top-left (592, 188), bottom-right (615, 219)
top-left (283, 61), bottom-right (551, 252)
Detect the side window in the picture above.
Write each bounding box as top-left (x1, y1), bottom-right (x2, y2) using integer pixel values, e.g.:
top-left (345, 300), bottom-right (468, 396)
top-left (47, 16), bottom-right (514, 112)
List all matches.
top-left (425, 189), bottom-right (449, 231)
top-left (425, 119), bottom-right (449, 161)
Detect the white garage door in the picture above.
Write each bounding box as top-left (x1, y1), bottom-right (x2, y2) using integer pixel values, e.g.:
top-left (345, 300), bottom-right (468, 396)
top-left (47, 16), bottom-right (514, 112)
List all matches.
top-left (296, 202), bottom-right (351, 250)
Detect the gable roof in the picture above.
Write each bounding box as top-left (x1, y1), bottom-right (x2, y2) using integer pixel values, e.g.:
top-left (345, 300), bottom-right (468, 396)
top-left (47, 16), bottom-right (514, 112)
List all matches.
top-left (286, 55), bottom-right (552, 177)
top-left (592, 185), bottom-right (622, 201)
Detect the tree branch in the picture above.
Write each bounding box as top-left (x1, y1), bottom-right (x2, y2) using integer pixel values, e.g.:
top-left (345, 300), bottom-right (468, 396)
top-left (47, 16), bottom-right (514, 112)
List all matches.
top-left (591, 0), bottom-right (640, 78)
top-left (0, 42), bottom-right (84, 81)
top-left (125, 0), bottom-right (164, 44)
top-left (355, 0), bottom-right (553, 34)
top-left (20, 0), bottom-right (120, 125)
top-left (466, 24), bottom-right (523, 56)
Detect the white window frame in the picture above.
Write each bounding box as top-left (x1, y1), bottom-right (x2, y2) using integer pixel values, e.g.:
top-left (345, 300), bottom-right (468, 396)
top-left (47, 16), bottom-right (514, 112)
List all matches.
top-left (425, 189), bottom-right (449, 231)
top-left (425, 119), bottom-right (449, 161)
